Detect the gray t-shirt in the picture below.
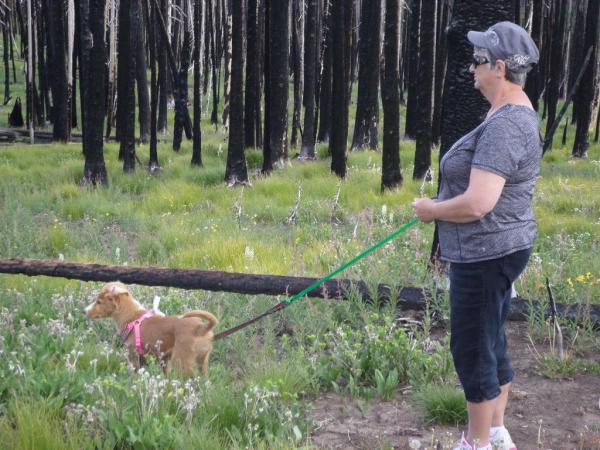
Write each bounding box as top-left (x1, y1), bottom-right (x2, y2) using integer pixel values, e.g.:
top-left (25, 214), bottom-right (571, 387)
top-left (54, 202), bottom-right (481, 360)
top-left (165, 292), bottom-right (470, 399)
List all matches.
top-left (437, 104), bottom-right (542, 263)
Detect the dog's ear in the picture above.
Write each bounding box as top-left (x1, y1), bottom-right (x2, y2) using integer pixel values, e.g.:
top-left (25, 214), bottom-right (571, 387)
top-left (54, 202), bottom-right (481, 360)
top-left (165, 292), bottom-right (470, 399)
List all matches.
top-left (109, 283), bottom-right (129, 296)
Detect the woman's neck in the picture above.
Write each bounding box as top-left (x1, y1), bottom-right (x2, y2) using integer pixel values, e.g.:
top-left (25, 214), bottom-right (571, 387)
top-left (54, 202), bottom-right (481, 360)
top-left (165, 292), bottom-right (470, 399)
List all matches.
top-left (485, 82), bottom-right (530, 119)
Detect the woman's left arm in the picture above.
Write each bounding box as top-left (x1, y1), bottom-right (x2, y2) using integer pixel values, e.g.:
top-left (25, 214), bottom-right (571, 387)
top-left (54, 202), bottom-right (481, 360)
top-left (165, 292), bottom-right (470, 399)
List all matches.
top-left (412, 168), bottom-right (505, 223)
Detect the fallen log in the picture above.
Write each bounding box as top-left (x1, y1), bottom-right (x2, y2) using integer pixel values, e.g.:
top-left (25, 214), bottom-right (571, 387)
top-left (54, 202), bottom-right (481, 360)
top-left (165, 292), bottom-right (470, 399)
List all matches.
top-left (0, 128), bottom-right (18, 142)
top-left (0, 258), bottom-right (598, 325)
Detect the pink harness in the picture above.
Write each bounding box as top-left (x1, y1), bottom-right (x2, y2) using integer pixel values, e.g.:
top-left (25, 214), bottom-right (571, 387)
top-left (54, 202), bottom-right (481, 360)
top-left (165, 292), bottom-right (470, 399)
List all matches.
top-left (120, 310), bottom-right (156, 355)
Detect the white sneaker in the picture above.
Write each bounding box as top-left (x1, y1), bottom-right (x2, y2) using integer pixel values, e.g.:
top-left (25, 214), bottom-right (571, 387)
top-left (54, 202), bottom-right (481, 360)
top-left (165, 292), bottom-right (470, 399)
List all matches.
top-left (452, 433), bottom-right (492, 450)
top-left (452, 434), bottom-right (473, 450)
top-left (489, 427), bottom-right (517, 450)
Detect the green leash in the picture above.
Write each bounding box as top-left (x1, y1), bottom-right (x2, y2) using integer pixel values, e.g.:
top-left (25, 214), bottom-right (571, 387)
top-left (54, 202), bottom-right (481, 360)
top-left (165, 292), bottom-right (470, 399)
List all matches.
top-left (214, 217), bottom-right (419, 340)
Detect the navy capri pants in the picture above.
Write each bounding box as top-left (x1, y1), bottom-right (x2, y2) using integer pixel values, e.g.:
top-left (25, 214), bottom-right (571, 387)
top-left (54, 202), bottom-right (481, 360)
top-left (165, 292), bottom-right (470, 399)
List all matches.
top-left (449, 248), bottom-right (531, 403)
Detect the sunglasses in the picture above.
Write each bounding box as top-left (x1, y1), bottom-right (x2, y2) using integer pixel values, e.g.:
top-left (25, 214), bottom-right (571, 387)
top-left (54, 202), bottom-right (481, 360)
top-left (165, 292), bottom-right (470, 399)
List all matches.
top-left (471, 55), bottom-right (490, 67)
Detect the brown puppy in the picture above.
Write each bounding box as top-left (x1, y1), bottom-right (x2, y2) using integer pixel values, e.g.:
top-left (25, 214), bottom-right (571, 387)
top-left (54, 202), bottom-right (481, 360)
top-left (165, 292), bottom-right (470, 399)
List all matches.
top-left (85, 282), bottom-right (218, 377)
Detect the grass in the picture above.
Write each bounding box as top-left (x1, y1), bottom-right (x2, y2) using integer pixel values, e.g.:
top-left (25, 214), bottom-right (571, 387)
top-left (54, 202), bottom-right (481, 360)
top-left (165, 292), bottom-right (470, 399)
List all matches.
top-left (414, 384), bottom-right (468, 426)
top-left (1, 53), bottom-right (600, 447)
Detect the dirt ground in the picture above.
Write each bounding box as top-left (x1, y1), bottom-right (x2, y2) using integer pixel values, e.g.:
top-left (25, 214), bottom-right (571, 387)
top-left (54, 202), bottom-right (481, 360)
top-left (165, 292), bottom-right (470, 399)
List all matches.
top-left (309, 322), bottom-right (600, 450)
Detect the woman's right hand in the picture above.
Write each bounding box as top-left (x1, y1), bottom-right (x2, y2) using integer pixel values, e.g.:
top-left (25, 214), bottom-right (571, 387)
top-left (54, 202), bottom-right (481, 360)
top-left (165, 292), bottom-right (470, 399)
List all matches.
top-left (412, 198), bottom-right (437, 223)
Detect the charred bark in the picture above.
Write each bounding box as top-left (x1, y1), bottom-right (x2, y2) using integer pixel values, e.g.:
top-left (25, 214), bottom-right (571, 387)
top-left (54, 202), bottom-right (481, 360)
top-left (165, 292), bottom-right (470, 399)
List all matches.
top-left (173, 1), bottom-right (192, 152)
top-left (381, 0), bottom-right (402, 191)
top-left (351, 0), bottom-right (381, 151)
top-left (404, 0), bottom-right (421, 139)
top-left (432, 0), bottom-right (449, 145)
top-left (290, 0), bottom-right (304, 148)
top-left (3, 258), bottom-right (596, 325)
top-left (80, 0), bottom-right (108, 185)
top-left (567, 0), bottom-right (586, 122)
top-left (224, 0), bottom-right (248, 185)
top-left (262, 0), bottom-right (273, 172)
top-left (572, 0), bottom-right (599, 158)
top-left (118, 0), bottom-right (137, 171)
top-left (413, 0), bottom-right (436, 180)
top-left (144, 0), bottom-right (160, 171)
top-left (317, 7), bottom-right (333, 143)
top-left (222, 5), bottom-right (232, 128)
top-left (2, 9), bottom-right (10, 104)
top-left (209, 0), bottom-right (220, 125)
top-left (191, 0), bottom-right (203, 166)
top-left (133, 0), bottom-right (150, 143)
top-left (157, 0), bottom-right (168, 132)
top-left (51, 0), bottom-right (73, 139)
top-left (154, 0), bottom-right (193, 147)
top-left (329, 0), bottom-right (348, 178)
top-left (544, 0), bottom-right (567, 139)
top-left (244, 0), bottom-right (259, 148)
top-left (299, 0), bottom-right (318, 158)
top-left (524, 0), bottom-right (544, 110)
top-left (268, 0), bottom-right (290, 164)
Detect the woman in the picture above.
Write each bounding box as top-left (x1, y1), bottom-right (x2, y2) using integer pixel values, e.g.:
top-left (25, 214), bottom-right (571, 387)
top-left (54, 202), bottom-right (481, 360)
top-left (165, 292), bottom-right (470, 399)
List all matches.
top-left (412, 22), bottom-right (541, 450)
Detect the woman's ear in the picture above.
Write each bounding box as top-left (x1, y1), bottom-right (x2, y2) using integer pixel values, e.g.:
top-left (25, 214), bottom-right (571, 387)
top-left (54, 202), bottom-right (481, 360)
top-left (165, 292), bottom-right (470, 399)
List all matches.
top-left (495, 60), bottom-right (506, 78)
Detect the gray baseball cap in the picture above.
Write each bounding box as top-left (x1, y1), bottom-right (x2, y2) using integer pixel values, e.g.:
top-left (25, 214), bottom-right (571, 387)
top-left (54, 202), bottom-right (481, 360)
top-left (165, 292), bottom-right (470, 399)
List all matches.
top-left (467, 21), bottom-right (539, 68)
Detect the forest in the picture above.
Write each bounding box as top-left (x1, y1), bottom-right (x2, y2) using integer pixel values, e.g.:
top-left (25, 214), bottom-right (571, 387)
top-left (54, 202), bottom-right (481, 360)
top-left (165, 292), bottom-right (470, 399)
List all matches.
top-left (0, 0), bottom-right (598, 182)
top-left (0, 0), bottom-right (599, 449)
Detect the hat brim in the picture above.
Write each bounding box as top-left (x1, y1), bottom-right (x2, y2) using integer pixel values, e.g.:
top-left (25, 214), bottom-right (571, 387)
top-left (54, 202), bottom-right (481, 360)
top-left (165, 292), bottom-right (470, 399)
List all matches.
top-left (467, 31), bottom-right (488, 49)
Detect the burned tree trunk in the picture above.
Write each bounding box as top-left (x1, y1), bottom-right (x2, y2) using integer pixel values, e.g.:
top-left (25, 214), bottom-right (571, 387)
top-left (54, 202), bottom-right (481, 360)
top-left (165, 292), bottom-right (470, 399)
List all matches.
top-left (144, 0), bottom-right (160, 172)
top-left (572, 0), bottom-right (599, 158)
top-left (105, 0), bottom-right (117, 139)
top-left (133, 0), bottom-right (150, 143)
top-left (524, 0), bottom-right (544, 111)
top-left (222, 3), bottom-right (232, 128)
top-left (317, 16), bottom-right (332, 144)
top-left (208, 0), bottom-right (220, 126)
top-left (268, 0), bottom-right (290, 164)
top-left (290, 0), bottom-right (304, 148)
top-left (244, 0), bottom-right (260, 148)
top-left (404, 0), bottom-right (421, 139)
top-left (329, 0), bottom-right (348, 178)
top-left (2, 7), bottom-right (10, 105)
top-left (566, 0), bottom-right (586, 122)
top-left (80, 0), bottom-right (108, 185)
top-left (173, 0), bottom-right (192, 152)
top-left (544, 0), bottom-right (567, 139)
top-left (2, 257), bottom-right (598, 324)
top-left (50, 0), bottom-right (70, 141)
top-left (432, 0), bottom-right (449, 145)
top-left (154, 0), bottom-right (193, 148)
top-left (351, 0), bottom-right (381, 151)
top-left (299, 0), bottom-right (318, 158)
top-left (118, 0), bottom-right (136, 171)
top-left (413, 0), bottom-right (436, 180)
top-left (224, 0), bottom-right (248, 185)
top-left (191, 0), bottom-right (203, 166)
top-left (157, 0), bottom-right (169, 132)
top-left (381, 0), bottom-right (402, 191)
top-left (262, 0), bottom-right (273, 173)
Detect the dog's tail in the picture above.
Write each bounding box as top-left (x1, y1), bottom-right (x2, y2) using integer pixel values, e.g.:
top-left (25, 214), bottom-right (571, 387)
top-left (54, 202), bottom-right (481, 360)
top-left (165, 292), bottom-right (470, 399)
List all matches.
top-left (181, 310), bottom-right (218, 331)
